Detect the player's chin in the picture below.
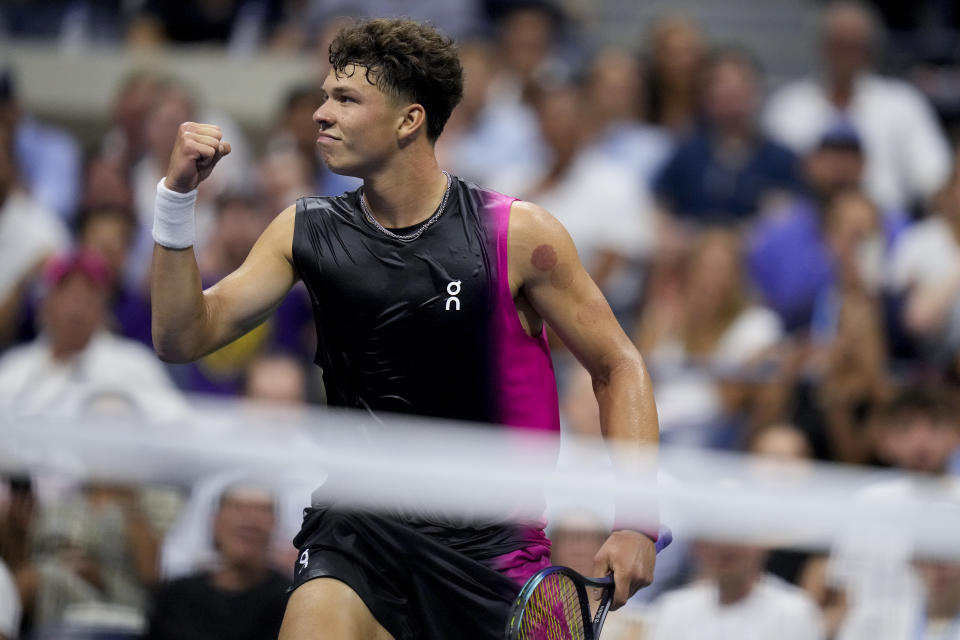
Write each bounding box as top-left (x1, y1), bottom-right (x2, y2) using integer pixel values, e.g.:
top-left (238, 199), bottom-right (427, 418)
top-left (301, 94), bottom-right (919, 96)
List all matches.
top-left (320, 155), bottom-right (363, 178)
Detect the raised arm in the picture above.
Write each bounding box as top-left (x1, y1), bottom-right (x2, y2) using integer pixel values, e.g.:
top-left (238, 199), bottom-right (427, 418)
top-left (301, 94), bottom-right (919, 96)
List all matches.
top-left (508, 200), bottom-right (659, 607)
top-left (151, 122), bottom-right (298, 363)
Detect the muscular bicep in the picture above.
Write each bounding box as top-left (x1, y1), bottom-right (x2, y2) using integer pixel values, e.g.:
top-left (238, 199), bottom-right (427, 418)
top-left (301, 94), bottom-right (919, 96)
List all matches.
top-left (509, 202), bottom-right (635, 375)
top-left (200, 206), bottom-right (298, 354)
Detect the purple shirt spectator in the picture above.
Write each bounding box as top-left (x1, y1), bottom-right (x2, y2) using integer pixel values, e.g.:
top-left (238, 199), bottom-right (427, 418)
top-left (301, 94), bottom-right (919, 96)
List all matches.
top-left (748, 197), bottom-right (907, 331)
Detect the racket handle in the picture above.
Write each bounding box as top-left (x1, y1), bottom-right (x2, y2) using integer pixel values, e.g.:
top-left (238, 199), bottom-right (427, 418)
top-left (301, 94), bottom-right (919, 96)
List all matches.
top-left (654, 525), bottom-right (673, 553)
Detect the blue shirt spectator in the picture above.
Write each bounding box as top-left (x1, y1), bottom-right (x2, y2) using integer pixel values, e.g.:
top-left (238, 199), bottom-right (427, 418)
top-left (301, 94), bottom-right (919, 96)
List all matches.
top-left (652, 47), bottom-right (803, 225)
top-left (654, 126), bottom-right (800, 224)
top-left (1, 66), bottom-right (81, 222)
top-left (14, 118), bottom-right (81, 222)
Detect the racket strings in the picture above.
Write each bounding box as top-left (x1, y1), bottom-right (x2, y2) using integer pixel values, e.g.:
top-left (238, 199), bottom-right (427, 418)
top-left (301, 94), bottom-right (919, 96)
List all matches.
top-left (518, 573), bottom-right (586, 640)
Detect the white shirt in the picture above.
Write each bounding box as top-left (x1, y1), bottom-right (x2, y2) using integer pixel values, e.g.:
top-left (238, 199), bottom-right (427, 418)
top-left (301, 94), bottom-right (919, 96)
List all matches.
top-left (651, 306), bottom-right (783, 434)
top-left (489, 149), bottom-right (656, 264)
top-left (763, 73), bottom-right (952, 211)
top-left (0, 558), bottom-right (21, 639)
top-left (0, 331), bottom-right (188, 420)
top-left (887, 215), bottom-right (960, 294)
top-left (0, 190), bottom-right (69, 301)
top-left (832, 478), bottom-right (960, 640)
top-left (649, 575), bottom-right (825, 640)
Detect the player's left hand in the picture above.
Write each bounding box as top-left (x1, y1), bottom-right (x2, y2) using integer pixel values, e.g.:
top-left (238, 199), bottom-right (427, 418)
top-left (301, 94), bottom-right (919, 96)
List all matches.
top-left (592, 530), bottom-right (656, 609)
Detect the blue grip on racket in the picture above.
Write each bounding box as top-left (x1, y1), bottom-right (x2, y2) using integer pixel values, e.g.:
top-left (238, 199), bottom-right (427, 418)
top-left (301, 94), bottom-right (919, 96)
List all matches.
top-left (654, 525), bottom-right (673, 553)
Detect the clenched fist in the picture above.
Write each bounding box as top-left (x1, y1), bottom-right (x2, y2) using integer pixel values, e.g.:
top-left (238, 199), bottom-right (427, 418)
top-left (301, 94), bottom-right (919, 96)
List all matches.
top-left (163, 122), bottom-right (232, 193)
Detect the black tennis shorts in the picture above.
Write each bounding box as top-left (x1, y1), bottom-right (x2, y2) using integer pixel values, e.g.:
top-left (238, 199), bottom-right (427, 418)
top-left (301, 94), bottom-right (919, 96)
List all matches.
top-left (291, 506), bottom-right (528, 639)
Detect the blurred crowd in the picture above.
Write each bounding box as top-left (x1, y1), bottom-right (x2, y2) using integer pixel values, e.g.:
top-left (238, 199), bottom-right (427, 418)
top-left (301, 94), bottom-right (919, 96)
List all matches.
top-left (1, 0), bottom-right (960, 638)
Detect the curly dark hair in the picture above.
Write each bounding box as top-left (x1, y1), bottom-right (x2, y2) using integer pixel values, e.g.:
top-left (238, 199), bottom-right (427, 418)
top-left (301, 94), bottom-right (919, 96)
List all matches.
top-left (329, 18), bottom-right (464, 141)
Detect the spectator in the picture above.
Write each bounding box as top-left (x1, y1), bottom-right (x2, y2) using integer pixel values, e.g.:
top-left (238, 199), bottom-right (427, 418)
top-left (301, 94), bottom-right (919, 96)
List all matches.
top-left (632, 229), bottom-right (783, 447)
top-left (583, 49), bottom-right (674, 186)
top-left (490, 1), bottom-right (565, 98)
top-left (653, 47), bottom-right (802, 226)
top-left (644, 16), bottom-right (707, 136)
top-left (813, 189), bottom-right (890, 348)
top-left (887, 154), bottom-right (960, 367)
top-left (763, 0), bottom-right (952, 212)
top-left (148, 485), bottom-right (289, 640)
top-left (244, 352), bottom-right (308, 405)
top-left (870, 386), bottom-right (960, 475)
top-left (784, 287), bottom-right (889, 465)
top-left (0, 64), bottom-right (82, 222)
top-left (160, 470), bottom-right (313, 584)
top-left (128, 79), bottom-right (252, 289)
top-left (747, 122), bottom-right (905, 331)
top-left (436, 40), bottom-right (546, 185)
top-left (100, 71), bottom-right (166, 169)
top-left (75, 204), bottom-right (153, 347)
top-left (0, 122), bottom-right (69, 350)
top-left (749, 423), bottom-right (813, 462)
top-left (825, 386), bottom-right (960, 640)
top-left (747, 425), bottom-right (850, 635)
top-left (893, 560), bottom-right (960, 640)
top-left (748, 425), bottom-right (821, 595)
top-left (15, 482), bottom-right (162, 633)
top-left (0, 249), bottom-right (187, 419)
top-left (0, 556), bottom-right (20, 640)
top-left (490, 79), bottom-right (656, 307)
top-left (649, 540), bottom-right (825, 640)
top-left (81, 154), bottom-right (135, 214)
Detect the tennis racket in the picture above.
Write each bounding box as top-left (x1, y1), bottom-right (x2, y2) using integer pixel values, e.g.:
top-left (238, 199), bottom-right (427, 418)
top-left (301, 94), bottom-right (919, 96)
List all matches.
top-left (505, 530), bottom-right (672, 640)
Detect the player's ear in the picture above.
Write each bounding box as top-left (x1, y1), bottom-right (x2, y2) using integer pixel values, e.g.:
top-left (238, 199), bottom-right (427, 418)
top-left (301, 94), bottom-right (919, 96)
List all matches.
top-left (396, 103), bottom-right (426, 146)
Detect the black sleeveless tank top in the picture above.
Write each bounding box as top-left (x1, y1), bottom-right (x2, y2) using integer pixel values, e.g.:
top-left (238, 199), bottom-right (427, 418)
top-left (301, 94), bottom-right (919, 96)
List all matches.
top-left (291, 176), bottom-right (560, 431)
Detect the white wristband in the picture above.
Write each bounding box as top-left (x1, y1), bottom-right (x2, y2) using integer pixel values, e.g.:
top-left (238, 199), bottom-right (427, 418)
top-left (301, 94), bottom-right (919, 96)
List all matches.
top-left (153, 179), bottom-right (198, 249)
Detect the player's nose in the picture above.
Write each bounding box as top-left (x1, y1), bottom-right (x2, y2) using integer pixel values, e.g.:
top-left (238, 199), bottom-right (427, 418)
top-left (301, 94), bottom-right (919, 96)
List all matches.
top-left (313, 104), bottom-right (334, 129)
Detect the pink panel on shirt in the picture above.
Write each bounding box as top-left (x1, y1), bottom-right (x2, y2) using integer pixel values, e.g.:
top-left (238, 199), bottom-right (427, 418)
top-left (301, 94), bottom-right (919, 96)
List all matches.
top-left (485, 192), bottom-right (561, 433)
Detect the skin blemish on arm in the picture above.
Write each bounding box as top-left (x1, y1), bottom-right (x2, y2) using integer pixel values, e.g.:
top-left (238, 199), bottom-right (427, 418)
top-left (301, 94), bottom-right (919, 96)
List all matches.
top-left (576, 298), bottom-right (608, 327)
top-left (531, 244), bottom-right (558, 271)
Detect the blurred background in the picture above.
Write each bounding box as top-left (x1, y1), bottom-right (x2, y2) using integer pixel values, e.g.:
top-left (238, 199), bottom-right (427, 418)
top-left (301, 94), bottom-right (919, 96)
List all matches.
top-left (1, 0), bottom-right (959, 638)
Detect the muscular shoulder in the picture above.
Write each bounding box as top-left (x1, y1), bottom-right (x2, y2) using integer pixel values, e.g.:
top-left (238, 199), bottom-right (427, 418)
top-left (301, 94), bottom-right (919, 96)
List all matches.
top-left (508, 200), bottom-right (577, 286)
top-left (508, 201), bottom-right (575, 255)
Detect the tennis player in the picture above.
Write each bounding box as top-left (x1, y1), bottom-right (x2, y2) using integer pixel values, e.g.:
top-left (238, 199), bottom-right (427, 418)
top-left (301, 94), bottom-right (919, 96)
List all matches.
top-left (151, 18), bottom-right (659, 640)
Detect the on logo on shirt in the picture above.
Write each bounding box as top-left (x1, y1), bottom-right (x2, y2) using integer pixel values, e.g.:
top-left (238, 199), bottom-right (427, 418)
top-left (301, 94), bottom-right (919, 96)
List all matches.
top-left (445, 280), bottom-right (462, 311)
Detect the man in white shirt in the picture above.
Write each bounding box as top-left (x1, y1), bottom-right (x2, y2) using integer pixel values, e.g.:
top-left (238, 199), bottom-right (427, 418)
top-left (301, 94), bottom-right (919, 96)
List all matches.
top-left (822, 387), bottom-right (960, 640)
top-left (763, 1), bottom-right (951, 212)
top-left (0, 249), bottom-right (186, 419)
top-left (0, 121), bottom-right (69, 347)
top-left (649, 540), bottom-right (824, 640)
top-left (489, 79), bottom-right (655, 314)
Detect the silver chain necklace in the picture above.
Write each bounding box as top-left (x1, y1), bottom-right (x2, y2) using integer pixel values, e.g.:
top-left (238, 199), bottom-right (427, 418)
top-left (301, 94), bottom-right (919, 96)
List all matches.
top-left (359, 171), bottom-right (452, 243)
